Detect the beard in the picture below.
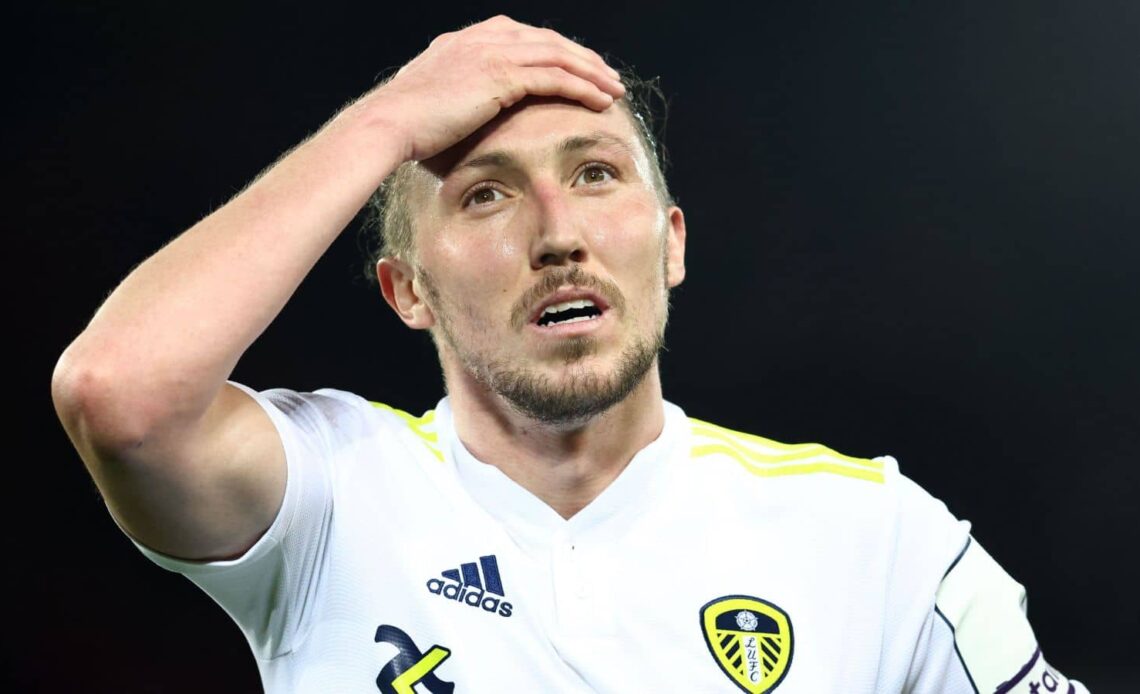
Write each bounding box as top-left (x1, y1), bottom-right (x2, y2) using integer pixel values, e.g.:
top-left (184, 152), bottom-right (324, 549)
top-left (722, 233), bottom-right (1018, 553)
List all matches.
top-left (420, 267), bottom-right (669, 426)
top-left (468, 331), bottom-right (663, 426)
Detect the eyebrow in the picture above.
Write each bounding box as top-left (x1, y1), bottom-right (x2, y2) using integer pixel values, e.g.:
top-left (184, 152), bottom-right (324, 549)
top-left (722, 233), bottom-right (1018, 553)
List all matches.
top-left (455, 132), bottom-right (637, 173)
top-left (558, 132), bottom-right (636, 156)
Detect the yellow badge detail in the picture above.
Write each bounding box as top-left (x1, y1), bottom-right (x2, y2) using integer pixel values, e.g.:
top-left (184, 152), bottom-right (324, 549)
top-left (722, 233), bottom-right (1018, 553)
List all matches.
top-left (700, 595), bottom-right (794, 693)
top-left (389, 646), bottom-right (451, 694)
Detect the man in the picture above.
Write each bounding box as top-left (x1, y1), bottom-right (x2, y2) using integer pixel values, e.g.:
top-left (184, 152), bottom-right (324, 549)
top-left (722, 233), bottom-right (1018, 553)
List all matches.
top-left (52, 15), bottom-right (1086, 693)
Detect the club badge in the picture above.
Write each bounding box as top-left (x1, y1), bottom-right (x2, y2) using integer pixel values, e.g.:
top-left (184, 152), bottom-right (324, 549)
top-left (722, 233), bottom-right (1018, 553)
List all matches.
top-left (699, 595), bottom-right (793, 693)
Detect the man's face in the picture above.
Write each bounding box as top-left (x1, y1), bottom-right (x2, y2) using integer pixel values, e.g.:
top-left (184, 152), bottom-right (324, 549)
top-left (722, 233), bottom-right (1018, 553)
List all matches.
top-left (393, 98), bottom-right (686, 424)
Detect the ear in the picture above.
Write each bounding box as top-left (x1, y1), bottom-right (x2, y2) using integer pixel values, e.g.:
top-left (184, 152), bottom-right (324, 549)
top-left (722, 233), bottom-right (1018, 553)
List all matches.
top-left (377, 257), bottom-right (436, 330)
top-left (664, 205), bottom-right (687, 288)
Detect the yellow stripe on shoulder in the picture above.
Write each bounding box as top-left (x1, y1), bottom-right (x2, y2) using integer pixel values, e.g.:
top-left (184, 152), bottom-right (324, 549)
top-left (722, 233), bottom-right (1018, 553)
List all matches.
top-left (689, 418), bottom-right (884, 484)
top-left (370, 402), bottom-right (444, 462)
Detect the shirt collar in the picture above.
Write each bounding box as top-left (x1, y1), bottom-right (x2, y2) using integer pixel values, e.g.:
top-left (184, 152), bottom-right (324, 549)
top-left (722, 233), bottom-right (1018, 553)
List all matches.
top-left (435, 396), bottom-right (688, 550)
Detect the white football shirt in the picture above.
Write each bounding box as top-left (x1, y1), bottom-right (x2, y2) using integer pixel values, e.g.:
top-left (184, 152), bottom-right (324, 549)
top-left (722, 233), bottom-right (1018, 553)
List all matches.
top-left (128, 383), bottom-right (1088, 693)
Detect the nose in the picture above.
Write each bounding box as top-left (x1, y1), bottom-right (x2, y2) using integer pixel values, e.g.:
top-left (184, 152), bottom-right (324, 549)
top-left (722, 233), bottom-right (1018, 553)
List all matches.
top-left (529, 182), bottom-right (588, 269)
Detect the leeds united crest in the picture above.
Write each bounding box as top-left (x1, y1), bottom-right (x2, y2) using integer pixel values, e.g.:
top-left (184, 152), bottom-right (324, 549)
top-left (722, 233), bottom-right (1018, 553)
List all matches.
top-left (699, 595), bottom-right (793, 693)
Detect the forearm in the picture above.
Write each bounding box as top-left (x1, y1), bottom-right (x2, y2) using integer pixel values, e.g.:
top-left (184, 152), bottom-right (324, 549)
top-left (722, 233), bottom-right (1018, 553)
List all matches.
top-left (54, 99), bottom-right (404, 451)
top-left (53, 16), bottom-right (624, 460)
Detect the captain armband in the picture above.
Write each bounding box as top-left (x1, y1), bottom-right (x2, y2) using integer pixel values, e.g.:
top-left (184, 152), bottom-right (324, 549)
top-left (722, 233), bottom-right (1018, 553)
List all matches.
top-left (935, 538), bottom-right (1081, 694)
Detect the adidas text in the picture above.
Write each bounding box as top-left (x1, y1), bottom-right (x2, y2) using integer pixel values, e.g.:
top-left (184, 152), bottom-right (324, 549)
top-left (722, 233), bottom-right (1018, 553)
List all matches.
top-left (426, 579), bottom-right (514, 618)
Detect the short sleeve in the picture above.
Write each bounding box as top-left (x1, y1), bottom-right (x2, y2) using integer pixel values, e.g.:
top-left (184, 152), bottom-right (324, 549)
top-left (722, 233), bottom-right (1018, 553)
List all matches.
top-left (899, 511), bottom-right (1090, 692)
top-left (125, 382), bottom-right (371, 660)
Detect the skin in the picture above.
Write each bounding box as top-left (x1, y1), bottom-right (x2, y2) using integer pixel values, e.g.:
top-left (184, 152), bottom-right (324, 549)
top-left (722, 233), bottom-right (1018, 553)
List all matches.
top-left (379, 99), bottom-right (686, 518)
top-left (50, 16), bottom-right (665, 561)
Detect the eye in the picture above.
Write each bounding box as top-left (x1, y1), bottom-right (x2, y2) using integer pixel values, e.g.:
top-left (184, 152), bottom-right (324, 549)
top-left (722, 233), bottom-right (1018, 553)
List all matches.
top-left (574, 163), bottom-right (616, 187)
top-left (463, 185), bottom-right (506, 208)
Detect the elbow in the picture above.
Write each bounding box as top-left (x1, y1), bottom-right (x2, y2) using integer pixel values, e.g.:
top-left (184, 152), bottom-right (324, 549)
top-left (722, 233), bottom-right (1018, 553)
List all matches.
top-left (51, 344), bottom-right (161, 457)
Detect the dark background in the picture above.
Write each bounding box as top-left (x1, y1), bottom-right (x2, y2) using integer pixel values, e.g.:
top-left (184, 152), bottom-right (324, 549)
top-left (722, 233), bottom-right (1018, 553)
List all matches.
top-left (8, 1), bottom-right (1137, 691)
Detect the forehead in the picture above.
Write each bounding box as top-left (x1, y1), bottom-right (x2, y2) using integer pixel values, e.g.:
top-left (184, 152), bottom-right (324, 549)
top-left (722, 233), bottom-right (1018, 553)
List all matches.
top-left (422, 97), bottom-right (648, 178)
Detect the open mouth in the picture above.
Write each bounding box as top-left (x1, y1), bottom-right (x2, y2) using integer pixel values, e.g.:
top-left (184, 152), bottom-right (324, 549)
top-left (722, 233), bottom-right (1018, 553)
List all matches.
top-left (535, 299), bottom-right (604, 327)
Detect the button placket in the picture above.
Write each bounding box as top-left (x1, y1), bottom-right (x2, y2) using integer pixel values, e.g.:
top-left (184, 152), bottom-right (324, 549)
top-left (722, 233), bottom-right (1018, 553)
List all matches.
top-left (552, 532), bottom-right (590, 634)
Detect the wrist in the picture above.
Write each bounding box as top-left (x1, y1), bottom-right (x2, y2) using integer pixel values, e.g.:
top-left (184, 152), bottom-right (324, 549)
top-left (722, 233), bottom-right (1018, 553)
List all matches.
top-left (326, 90), bottom-right (416, 175)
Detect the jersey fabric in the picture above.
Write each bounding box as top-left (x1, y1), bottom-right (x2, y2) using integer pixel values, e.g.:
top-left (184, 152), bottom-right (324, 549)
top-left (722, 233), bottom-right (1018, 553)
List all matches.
top-left (129, 383), bottom-right (1088, 693)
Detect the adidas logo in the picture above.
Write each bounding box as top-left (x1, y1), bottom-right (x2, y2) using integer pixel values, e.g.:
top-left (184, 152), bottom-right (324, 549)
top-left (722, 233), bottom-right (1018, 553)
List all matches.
top-left (426, 555), bottom-right (514, 618)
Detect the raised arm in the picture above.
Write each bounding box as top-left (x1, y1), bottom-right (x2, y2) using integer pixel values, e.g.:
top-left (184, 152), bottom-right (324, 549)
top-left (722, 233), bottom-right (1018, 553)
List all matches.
top-left (51, 16), bottom-right (625, 561)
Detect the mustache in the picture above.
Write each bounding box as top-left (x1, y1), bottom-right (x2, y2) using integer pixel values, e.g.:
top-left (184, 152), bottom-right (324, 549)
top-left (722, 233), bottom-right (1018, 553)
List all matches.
top-left (510, 267), bottom-right (625, 328)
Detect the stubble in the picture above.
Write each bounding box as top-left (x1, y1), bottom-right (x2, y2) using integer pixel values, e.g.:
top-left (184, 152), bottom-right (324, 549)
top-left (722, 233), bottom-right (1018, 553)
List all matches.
top-left (419, 264), bottom-right (669, 426)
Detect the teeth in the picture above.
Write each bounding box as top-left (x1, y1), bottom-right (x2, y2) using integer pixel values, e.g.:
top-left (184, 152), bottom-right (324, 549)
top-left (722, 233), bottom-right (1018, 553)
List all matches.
top-left (542, 299), bottom-right (596, 316)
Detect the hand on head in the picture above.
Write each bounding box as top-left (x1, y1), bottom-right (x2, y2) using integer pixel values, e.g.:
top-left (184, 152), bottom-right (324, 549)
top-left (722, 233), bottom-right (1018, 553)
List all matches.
top-left (359, 15), bottom-right (626, 164)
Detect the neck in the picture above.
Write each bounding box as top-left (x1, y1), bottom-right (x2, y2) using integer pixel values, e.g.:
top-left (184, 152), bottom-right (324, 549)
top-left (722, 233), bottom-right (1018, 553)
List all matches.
top-left (445, 363), bottom-right (666, 520)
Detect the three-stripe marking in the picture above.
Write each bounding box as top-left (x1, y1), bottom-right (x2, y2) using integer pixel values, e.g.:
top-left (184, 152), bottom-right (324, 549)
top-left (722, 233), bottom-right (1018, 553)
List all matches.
top-left (440, 555), bottom-right (505, 596)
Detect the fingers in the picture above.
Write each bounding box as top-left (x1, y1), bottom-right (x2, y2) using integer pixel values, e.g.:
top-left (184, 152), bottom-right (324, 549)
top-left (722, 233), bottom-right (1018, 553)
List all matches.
top-left (463, 15), bottom-right (622, 97)
top-left (374, 16), bottom-right (627, 161)
top-left (507, 66), bottom-right (617, 112)
top-left (501, 42), bottom-right (625, 100)
top-left (528, 26), bottom-right (618, 79)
